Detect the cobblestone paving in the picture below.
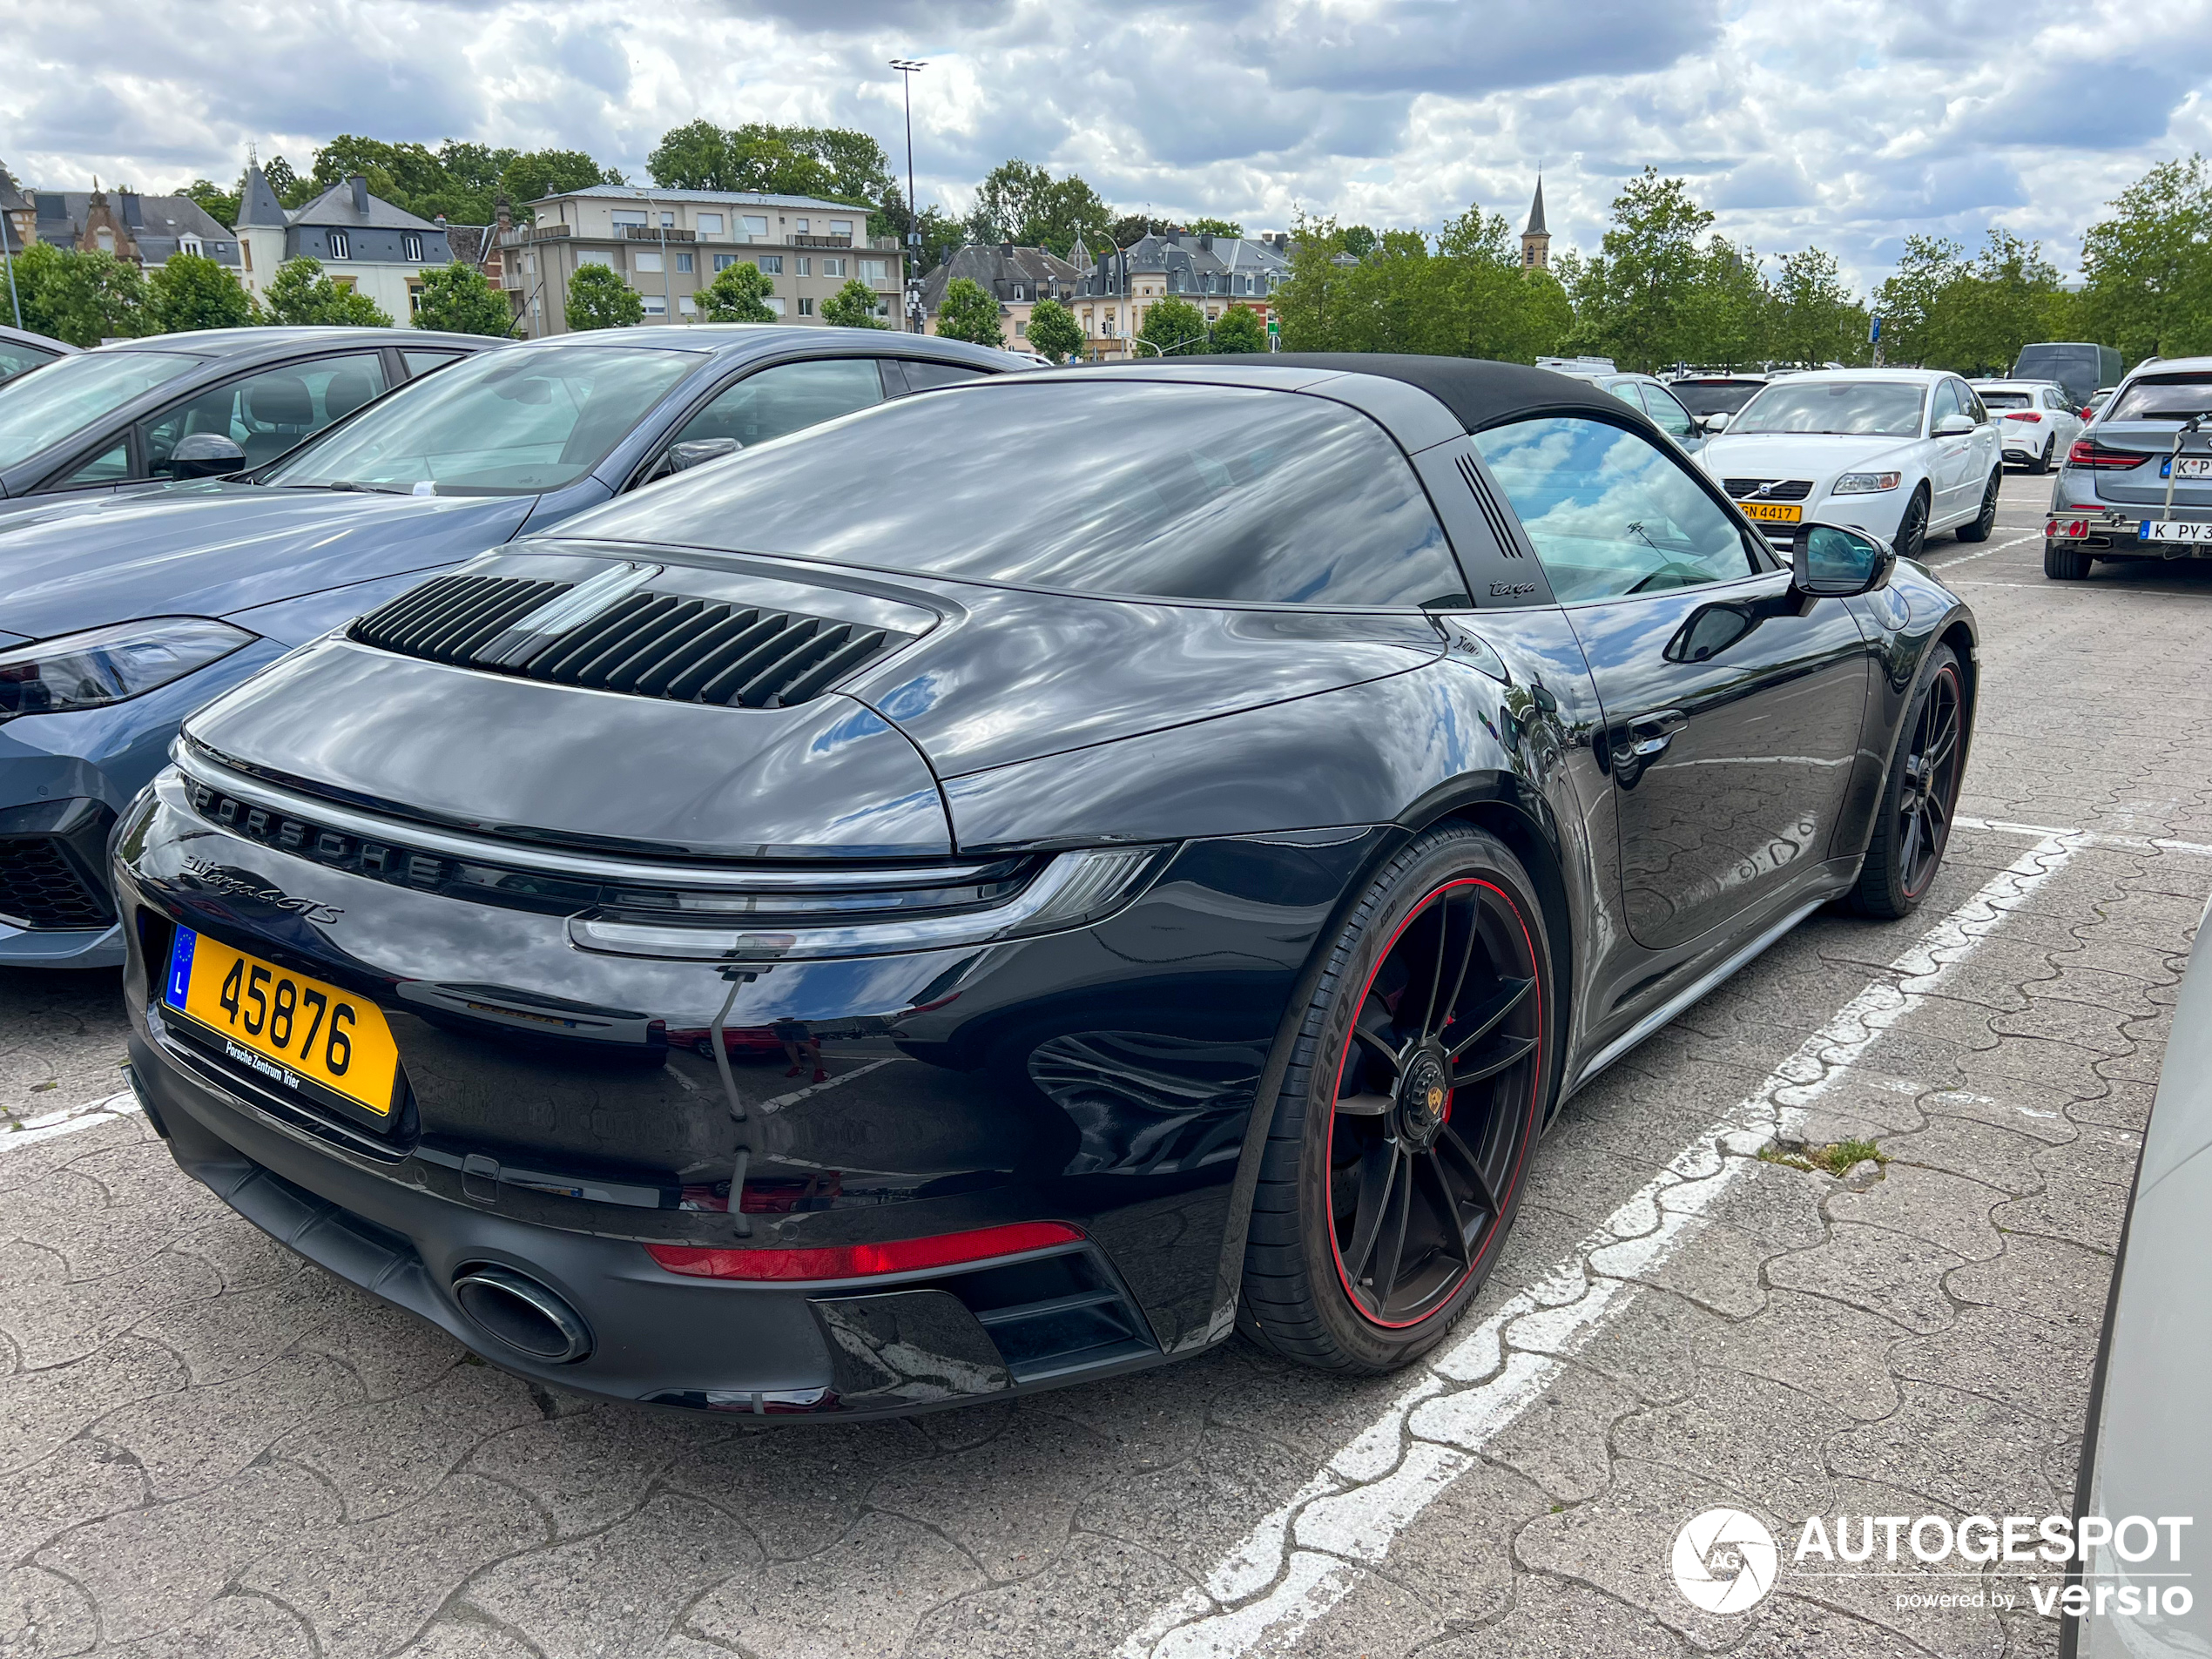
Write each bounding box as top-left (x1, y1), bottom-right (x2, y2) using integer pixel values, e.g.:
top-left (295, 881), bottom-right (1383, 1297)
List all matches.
top-left (3, 476), bottom-right (2204, 1658)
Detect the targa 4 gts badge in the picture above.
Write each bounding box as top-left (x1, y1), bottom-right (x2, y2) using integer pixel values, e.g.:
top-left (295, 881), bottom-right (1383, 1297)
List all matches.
top-left (182, 857), bottom-right (344, 924)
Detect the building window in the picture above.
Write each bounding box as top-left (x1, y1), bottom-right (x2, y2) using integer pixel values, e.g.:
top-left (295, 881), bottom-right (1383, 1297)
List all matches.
top-left (327, 231), bottom-right (350, 260)
top-left (829, 219), bottom-right (852, 236)
top-left (741, 215), bottom-right (768, 240)
top-left (798, 297), bottom-right (815, 316)
top-left (795, 256), bottom-right (811, 276)
top-left (401, 233), bottom-right (424, 261)
top-left (408, 282), bottom-right (425, 314)
top-left (860, 258), bottom-right (887, 280)
top-left (758, 255), bottom-right (783, 274)
top-left (823, 257), bottom-right (845, 277)
top-left (180, 234), bottom-right (203, 258)
top-left (635, 250), bottom-right (664, 273)
top-left (793, 219), bottom-right (809, 233)
top-left (766, 295), bottom-right (786, 315)
top-left (1015, 320), bottom-right (1027, 336)
top-left (675, 251), bottom-right (692, 273)
top-left (612, 210), bottom-right (648, 229)
top-left (642, 296), bottom-right (667, 316)
top-left (696, 213), bottom-right (723, 236)
top-left (678, 295), bottom-right (697, 315)
top-left (713, 253), bottom-right (739, 271)
top-left (578, 251), bottom-right (613, 266)
top-left (661, 212), bottom-right (675, 228)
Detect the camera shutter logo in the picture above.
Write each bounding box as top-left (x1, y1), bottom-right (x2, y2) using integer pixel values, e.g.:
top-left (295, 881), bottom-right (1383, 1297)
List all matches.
top-left (1672, 1508), bottom-right (1778, 1613)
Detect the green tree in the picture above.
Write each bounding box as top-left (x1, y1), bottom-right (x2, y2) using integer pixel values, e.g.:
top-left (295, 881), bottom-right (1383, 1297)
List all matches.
top-left (178, 179), bottom-right (239, 229)
top-left (10, 244), bottom-right (152, 345)
top-left (966, 160), bottom-right (1116, 257)
top-left (564, 263), bottom-right (644, 331)
top-left (260, 155), bottom-right (313, 208)
top-left (1186, 217), bottom-right (1244, 239)
top-left (1136, 295), bottom-right (1210, 355)
top-left (1209, 303), bottom-right (1266, 353)
top-left (2077, 155), bottom-right (2212, 363)
top-left (1563, 168), bottom-right (1715, 372)
top-left (869, 188), bottom-right (965, 273)
top-left (1871, 234), bottom-right (1965, 367)
top-left (412, 260), bottom-right (516, 337)
top-left (820, 276), bottom-right (888, 328)
top-left (934, 277), bottom-right (1004, 346)
top-left (262, 256), bottom-right (394, 327)
top-left (148, 252), bottom-right (255, 334)
top-left (492, 149), bottom-right (620, 222)
top-left (696, 260), bottom-right (776, 323)
top-left (1025, 296), bottom-right (1083, 361)
top-left (648, 121), bottom-right (887, 205)
top-left (1772, 246), bottom-right (1870, 367)
top-left (1339, 225), bottom-right (1379, 258)
top-left (1683, 238), bottom-right (1773, 369)
top-left (1108, 212), bottom-right (1170, 248)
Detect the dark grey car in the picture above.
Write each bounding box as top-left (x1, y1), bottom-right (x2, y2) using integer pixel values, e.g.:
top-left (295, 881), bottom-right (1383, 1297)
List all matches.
top-left (0, 327), bottom-right (492, 509)
top-left (0, 323), bottom-right (77, 388)
top-left (2043, 355), bottom-right (2212, 579)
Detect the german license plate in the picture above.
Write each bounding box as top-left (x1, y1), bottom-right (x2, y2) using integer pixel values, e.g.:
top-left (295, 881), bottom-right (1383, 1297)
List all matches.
top-left (2137, 520), bottom-right (2212, 543)
top-left (162, 928), bottom-right (401, 1116)
top-left (1739, 502), bottom-right (1803, 523)
top-left (2161, 455), bottom-right (2212, 479)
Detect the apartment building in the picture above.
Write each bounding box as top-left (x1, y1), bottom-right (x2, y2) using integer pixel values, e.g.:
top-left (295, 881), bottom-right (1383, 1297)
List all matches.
top-left (1072, 230), bottom-right (1289, 358)
top-left (918, 244), bottom-right (1082, 347)
top-left (502, 185), bottom-right (905, 337)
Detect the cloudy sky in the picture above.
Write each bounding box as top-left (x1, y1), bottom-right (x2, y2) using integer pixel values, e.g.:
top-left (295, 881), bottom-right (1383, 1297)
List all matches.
top-left (7, 0), bottom-right (2210, 290)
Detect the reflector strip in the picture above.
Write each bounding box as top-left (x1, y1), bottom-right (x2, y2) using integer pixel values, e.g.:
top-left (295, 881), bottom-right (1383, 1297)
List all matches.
top-left (645, 1220), bottom-right (1086, 1280)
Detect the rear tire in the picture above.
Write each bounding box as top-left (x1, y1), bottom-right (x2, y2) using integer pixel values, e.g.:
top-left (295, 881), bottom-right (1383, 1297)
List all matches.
top-left (2045, 542), bottom-right (2093, 580)
top-left (1851, 644), bottom-right (1966, 921)
top-left (1240, 826), bottom-right (1559, 1374)
top-left (1893, 487), bottom-right (1930, 561)
top-left (2031, 438), bottom-right (2053, 475)
top-left (1955, 470), bottom-right (2000, 542)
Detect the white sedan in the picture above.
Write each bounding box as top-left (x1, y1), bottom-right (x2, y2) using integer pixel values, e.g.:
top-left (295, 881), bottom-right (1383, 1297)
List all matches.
top-left (1696, 368), bottom-right (2004, 560)
top-left (1972, 378), bottom-right (2084, 473)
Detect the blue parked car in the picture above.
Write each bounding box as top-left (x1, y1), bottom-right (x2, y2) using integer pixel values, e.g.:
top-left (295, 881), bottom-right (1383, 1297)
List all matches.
top-left (0, 325), bottom-right (1019, 968)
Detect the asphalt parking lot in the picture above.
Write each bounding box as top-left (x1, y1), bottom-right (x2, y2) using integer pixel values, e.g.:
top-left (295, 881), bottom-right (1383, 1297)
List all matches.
top-left (3, 469), bottom-right (2205, 1659)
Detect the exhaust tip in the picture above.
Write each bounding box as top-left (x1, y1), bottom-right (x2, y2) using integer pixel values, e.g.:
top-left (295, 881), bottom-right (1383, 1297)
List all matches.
top-left (453, 1264), bottom-right (591, 1363)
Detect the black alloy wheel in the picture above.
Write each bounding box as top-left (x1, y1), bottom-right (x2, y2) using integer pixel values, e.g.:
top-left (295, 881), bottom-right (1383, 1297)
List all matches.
top-left (1851, 644), bottom-right (1966, 919)
top-left (1894, 487), bottom-right (1930, 561)
top-left (1956, 471), bottom-right (2000, 543)
top-left (2045, 541), bottom-right (2094, 580)
top-left (1242, 826), bottom-right (1555, 1373)
top-left (2032, 436), bottom-right (2054, 475)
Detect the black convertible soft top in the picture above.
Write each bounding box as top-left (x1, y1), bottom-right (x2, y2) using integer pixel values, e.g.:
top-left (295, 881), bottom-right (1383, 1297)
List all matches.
top-left (1171, 352), bottom-right (1636, 435)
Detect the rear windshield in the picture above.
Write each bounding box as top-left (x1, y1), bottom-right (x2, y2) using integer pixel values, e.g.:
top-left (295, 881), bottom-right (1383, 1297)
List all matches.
top-left (263, 346), bottom-right (698, 495)
top-left (0, 350), bottom-right (198, 472)
top-left (1671, 381), bottom-right (1765, 416)
top-left (1978, 391), bottom-right (2032, 409)
top-left (1730, 379), bottom-right (1925, 438)
top-left (573, 380), bottom-right (1469, 607)
top-left (2107, 374), bottom-right (2212, 422)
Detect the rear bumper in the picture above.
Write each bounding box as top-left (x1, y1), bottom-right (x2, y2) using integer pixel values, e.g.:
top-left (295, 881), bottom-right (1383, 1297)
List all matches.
top-left (2047, 507), bottom-right (2212, 556)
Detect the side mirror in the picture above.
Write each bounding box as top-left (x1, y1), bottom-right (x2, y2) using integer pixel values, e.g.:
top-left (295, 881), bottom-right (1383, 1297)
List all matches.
top-left (1700, 411), bottom-right (1732, 434)
top-left (1933, 413), bottom-right (1975, 436)
top-left (1793, 522), bottom-right (1895, 597)
top-left (166, 432), bottom-right (247, 480)
top-left (666, 438), bottom-right (739, 473)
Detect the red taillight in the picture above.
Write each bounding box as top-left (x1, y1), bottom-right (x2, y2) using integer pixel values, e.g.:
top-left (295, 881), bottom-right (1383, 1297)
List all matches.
top-left (2080, 406), bottom-right (2095, 420)
top-left (2003, 412), bottom-right (2043, 422)
top-left (2067, 440), bottom-right (2141, 469)
top-left (645, 1219), bottom-right (1086, 1281)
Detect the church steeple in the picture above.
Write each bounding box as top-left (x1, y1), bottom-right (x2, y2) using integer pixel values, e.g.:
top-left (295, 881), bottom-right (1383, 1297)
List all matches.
top-left (1521, 176), bottom-right (1551, 272)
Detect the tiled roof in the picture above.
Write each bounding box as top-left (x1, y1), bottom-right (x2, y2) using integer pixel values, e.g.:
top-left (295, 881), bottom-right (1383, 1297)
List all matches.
top-left (287, 179), bottom-right (442, 232)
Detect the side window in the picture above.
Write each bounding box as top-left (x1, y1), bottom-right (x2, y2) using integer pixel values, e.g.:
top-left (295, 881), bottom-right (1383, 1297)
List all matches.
top-left (401, 351), bottom-right (464, 380)
top-left (896, 360), bottom-right (989, 394)
top-left (1639, 384), bottom-right (1696, 441)
top-left (1471, 415), bottom-right (1757, 604)
top-left (1604, 381), bottom-right (1643, 410)
top-left (0, 342), bottom-right (51, 383)
top-left (1928, 380), bottom-right (1962, 431)
top-left (142, 355), bottom-right (388, 475)
top-left (671, 358), bottom-right (886, 450)
top-left (1959, 382), bottom-right (1988, 423)
top-left (60, 442), bottom-right (130, 487)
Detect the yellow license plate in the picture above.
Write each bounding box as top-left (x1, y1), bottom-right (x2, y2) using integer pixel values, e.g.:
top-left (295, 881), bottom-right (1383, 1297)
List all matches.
top-left (1739, 501), bottom-right (1803, 523)
top-left (162, 928), bottom-right (401, 1116)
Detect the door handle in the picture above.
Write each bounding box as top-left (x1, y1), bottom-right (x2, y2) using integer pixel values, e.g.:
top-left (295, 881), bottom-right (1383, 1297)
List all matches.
top-left (1626, 708), bottom-right (1687, 758)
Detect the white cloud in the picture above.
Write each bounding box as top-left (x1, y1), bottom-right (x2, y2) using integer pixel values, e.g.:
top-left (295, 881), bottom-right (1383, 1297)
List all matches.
top-left (3, 0), bottom-right (2208, 291)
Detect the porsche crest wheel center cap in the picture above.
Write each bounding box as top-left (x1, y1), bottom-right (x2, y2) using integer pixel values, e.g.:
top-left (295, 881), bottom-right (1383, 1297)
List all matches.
top-left (1397, 1049), bottom-right (1449, 1150)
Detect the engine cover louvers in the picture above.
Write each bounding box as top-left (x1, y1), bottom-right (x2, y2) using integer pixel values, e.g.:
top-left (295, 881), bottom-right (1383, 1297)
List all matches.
top-left (349, 573), bottom-right (907, 710)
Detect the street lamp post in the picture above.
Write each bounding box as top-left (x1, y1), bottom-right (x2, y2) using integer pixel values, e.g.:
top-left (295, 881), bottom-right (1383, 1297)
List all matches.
top-left (890, 57), bottom-right (927, 333)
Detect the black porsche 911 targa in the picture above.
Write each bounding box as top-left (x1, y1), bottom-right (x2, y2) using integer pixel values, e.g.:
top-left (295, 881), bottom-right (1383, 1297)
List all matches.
top-left (113, 355), bottom-right (1975, 1415)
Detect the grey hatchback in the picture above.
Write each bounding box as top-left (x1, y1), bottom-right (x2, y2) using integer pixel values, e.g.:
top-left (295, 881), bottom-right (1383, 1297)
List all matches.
top-left (2043, 356), bottom-right (2212, 579)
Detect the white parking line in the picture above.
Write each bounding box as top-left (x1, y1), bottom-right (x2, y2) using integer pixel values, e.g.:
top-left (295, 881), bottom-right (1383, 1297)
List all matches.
top-left (1957, 815), bottom-right (2212, 858)
top-left (1925, 529), bottom-right (2041, 569)
top-left (0, 1089), bottom-right (140, 1155)
top-left (1118, 829), bottom-right (2075, 1659)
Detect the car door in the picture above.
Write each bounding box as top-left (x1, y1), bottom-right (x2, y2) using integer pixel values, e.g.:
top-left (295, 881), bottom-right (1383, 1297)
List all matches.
top-left (1473, 412), bottom-right (1872, 951)
top-left (1635, 381), bottom-right (1704, 455)
top-left (629, 355), bottom-right (894, 489)
top-left (2045, 385), bottom-right (2083, 454)
top-left (1925, 379), bottom-right (1977, 523)
top-left (1959, 381), bottom-right (2000, 500)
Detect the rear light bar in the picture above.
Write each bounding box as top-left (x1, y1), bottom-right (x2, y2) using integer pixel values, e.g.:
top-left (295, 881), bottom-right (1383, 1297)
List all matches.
top-left (2002, 412), bottom-right (2044, 423)
top-left (645, 1219), bottom-right (1086, 1281)
top-left (2067, 440), bottom-right (2142, 469)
